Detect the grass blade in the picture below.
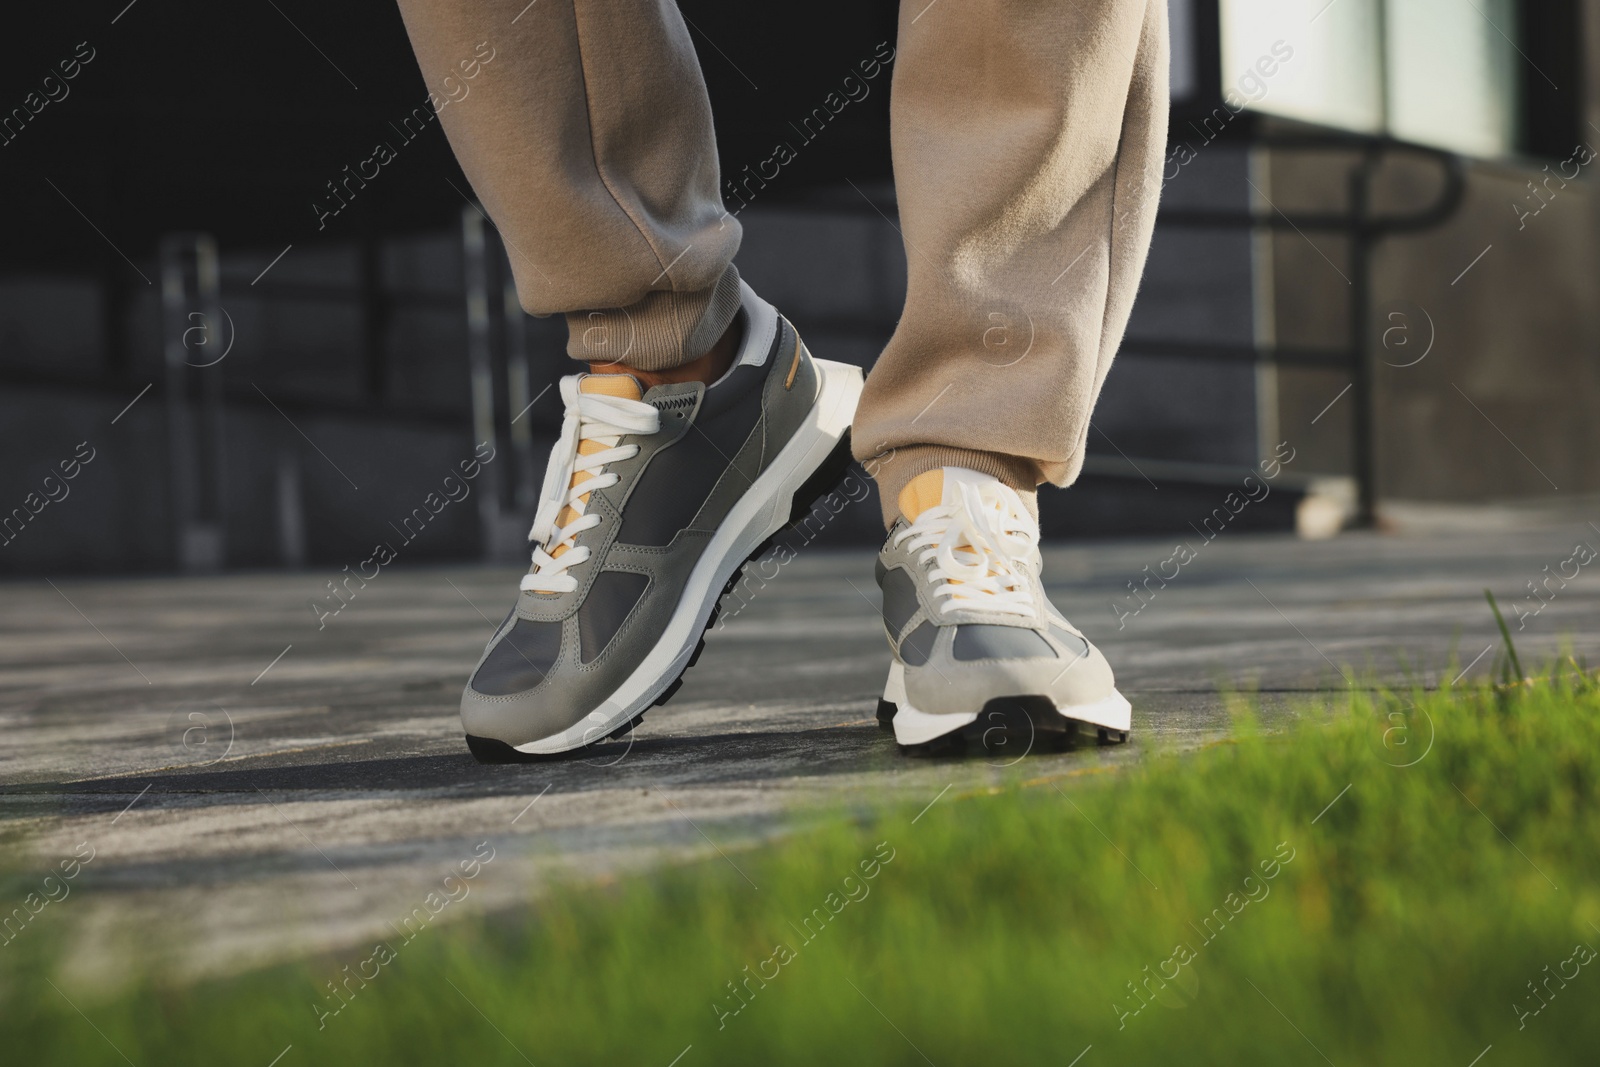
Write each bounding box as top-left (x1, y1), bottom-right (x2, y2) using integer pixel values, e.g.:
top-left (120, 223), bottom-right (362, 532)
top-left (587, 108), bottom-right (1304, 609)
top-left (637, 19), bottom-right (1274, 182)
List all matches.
top-left (1484, 588), bottom-right (1524, 682)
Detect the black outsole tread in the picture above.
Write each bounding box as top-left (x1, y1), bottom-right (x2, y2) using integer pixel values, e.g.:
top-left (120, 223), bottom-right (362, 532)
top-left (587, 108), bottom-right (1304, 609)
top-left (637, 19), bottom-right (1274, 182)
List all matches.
top-left (875, 699), bottom-right (897, 732)
top-left (882, 695), bottom-right (1131, 758)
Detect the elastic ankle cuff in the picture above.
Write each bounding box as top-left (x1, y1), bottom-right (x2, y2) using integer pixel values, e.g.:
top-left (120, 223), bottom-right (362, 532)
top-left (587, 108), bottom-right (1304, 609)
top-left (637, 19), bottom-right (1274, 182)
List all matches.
top-left (865, 445), bottom-right (1039, 529)
top-left (565, 263), bottom-right (742, 371)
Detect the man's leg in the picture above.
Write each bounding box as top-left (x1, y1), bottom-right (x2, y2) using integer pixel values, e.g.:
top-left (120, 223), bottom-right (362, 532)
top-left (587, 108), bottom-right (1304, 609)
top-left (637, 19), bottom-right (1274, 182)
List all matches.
top-left (866, 0), bottom-right (1168, 752)
top-left (394, 0), bottom-right (741, 372)
top-left (395, 1), bottom-right (863, 760)
top-left (855, 0), bottom-right (1169, 520)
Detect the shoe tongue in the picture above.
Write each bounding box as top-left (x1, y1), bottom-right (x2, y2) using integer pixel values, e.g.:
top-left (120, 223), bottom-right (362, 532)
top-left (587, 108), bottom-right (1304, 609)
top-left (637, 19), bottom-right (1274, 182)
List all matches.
top-left (896, 469), bottom-right (946, 523)
top-left (545, 373), bottom-right (642, 562)
top-left (898, 467), bottom-right (1006, 523)
top-left (901, 468), bottom-right (1030, 596)
top-left (578, 373), bottom-right (643, 400)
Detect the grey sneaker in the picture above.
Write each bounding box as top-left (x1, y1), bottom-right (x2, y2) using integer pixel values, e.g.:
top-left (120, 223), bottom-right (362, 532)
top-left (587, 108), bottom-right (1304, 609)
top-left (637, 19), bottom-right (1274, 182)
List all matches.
top-left (463, 283), bottom-right (862, 761)
top-left (874, 467), bottom-right (1131, 753)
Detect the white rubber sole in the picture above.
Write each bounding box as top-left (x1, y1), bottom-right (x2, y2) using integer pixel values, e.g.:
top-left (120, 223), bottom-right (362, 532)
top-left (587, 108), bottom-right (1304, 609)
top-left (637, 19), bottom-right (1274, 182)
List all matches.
top-left (883, 661), bottom-right (1133, 747)
top-left (513, 357), bottom-right (865, 754)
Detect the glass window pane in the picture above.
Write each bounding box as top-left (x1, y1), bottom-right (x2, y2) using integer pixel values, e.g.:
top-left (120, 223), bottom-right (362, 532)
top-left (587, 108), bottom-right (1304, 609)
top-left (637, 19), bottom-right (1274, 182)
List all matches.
top-left (1386, 0), bottom-right (1520, 156)
top-left (1219, 0), bottom-right (1384, 134)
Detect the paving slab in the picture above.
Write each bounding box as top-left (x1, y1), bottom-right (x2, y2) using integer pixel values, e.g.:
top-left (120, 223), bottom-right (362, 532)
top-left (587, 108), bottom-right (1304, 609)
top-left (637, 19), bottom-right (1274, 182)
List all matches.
top-left (4, 507), bottom-right (1600, 977)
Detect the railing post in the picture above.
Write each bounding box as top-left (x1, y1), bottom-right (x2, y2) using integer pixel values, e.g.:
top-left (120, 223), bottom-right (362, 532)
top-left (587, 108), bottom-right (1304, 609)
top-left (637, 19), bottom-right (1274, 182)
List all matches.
top-left (159, 233), bottom-right (227, 573)
top-left (462, 205), bottom-right (542, 562)
top-left (1348, 150), bottom-right (1380, 529)
top-left (503, 276), bottom-right (538, 513)
top-left (462, 205), bottom-right (507, 561)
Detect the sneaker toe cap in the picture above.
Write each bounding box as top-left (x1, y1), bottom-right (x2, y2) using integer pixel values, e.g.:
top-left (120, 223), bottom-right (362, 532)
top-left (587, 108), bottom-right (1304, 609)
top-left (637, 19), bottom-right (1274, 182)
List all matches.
top-left (469, 618), bottom-right (561, 697)
top-left (905, 628), bottom-right (1116, 714)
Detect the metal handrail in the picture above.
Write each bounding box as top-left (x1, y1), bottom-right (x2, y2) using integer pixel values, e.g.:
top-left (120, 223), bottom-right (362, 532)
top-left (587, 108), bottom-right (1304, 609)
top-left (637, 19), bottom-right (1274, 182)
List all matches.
top-left (1138, 135), bottom-right (1467, 525)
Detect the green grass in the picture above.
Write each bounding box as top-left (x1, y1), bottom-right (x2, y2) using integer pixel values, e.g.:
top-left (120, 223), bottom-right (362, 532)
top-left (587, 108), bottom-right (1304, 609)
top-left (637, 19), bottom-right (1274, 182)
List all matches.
top-left (6, 661), bottom-right (1600, 1065)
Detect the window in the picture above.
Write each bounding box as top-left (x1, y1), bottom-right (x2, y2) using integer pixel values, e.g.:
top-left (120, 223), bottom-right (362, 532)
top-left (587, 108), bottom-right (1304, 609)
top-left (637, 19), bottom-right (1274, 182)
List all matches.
top-left (1216, 0), bottom-right (1562, 158)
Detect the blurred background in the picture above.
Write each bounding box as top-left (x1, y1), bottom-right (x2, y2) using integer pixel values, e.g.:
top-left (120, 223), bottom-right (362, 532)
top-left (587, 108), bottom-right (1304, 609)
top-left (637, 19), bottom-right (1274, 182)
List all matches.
top-left (0, 0), bottom-right (1593, 575)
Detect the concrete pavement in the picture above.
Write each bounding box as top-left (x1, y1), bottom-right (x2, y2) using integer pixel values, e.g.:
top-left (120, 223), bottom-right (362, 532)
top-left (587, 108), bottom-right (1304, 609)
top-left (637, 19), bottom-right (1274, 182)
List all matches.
top-left (4, 502), bottom-right (1599, 977)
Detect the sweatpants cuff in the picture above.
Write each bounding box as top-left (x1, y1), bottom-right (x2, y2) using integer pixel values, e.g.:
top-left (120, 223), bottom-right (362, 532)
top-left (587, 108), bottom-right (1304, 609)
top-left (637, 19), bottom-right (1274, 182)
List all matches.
top-left (564, 263), bottom-right (743, 370)
top-left (867, 445), bottom-right (1039, 529)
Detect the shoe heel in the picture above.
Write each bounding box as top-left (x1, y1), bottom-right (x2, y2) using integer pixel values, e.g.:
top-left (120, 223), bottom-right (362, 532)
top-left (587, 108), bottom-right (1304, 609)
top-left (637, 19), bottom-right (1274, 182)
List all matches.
top-left (876, 659), bottom-right (904, 731)
top-left (784, 430), bottom-right (854, 527)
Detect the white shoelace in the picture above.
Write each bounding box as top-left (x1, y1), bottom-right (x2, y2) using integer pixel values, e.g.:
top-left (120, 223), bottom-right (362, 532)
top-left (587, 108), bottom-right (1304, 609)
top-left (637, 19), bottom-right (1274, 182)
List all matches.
top-left (893, 479), bottom-right (1040, 618)
top-left (521, 376), bottom-right (660, 594)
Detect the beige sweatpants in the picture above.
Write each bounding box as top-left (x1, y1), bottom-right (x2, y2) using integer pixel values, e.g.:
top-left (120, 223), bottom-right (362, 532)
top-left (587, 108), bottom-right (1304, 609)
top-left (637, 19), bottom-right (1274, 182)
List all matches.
top-left (396, 0), bottom-right (1168, 524)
